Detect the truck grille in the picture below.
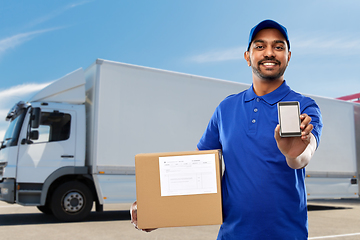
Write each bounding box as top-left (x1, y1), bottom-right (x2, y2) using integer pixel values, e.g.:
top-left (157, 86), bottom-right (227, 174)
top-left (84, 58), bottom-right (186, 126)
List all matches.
top-left (0, 162), bottom-right (6, 177)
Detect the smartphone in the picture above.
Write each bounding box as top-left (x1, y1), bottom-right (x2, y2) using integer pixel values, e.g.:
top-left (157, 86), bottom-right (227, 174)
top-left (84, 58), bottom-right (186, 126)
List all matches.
top-left (277, 101), bottom-right (301, 137)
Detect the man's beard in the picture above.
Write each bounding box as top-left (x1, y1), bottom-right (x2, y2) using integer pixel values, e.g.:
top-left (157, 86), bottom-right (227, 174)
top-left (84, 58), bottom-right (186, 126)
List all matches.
top-left (250, 57), bottom-right (287, 81)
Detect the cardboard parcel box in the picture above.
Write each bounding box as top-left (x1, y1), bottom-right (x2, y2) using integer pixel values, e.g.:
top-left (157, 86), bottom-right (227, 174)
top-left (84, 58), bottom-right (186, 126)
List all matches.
top-left (135, 150), bottom-right (223, 229)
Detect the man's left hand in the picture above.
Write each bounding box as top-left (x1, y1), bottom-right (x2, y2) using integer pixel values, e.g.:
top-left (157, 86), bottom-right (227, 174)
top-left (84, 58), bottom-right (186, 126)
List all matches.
top-left (274, 113), bottom-right (313, 160)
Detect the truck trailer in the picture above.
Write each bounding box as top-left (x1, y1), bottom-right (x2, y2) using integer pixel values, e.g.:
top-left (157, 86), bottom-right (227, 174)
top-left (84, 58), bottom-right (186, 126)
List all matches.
top-left (0, 59), bottom-right (359, 221)
top-left (305, 95), bottom-right (360, 199)
top-left (0, 59), bottom-right (249, 221)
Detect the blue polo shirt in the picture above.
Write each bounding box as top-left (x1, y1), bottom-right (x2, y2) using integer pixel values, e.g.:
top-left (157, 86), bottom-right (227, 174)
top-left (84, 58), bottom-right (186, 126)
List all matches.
top-left (197, 81), bottom-right (322, 240)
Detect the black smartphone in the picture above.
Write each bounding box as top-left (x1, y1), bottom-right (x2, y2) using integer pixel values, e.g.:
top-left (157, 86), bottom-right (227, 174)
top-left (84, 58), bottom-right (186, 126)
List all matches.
top-left (277, 101), bottom-right (301, 137)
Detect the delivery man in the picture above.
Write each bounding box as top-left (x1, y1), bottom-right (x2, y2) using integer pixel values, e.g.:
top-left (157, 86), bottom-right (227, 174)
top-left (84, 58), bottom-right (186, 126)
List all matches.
top-left (131, 19), bottom-right (323, 240)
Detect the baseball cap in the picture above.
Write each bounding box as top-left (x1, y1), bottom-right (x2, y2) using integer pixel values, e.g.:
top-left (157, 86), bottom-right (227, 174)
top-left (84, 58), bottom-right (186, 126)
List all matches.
top-left (247, 19), bottom-right (290, 51)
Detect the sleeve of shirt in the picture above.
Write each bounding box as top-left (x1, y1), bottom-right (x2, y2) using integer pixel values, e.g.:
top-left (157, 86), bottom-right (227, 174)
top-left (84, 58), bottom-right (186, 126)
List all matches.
top-left (197, 106), bottom-right (222, 151)
top-left (301, 98), bottom-right (323, 149)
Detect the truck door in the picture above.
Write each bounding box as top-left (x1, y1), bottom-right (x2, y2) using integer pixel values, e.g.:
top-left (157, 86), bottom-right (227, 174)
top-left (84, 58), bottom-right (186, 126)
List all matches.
top-left (16, 109), bottom-right (76, 183)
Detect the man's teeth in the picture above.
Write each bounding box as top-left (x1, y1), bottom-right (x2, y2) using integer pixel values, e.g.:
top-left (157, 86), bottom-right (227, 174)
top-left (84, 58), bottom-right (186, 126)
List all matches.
top-left (263, 63), bottom-right (276, 66)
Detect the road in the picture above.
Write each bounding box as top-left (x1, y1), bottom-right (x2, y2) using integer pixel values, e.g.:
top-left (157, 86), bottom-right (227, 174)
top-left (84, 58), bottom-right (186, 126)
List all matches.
top-left (0, 199), bottom-right (360, 240)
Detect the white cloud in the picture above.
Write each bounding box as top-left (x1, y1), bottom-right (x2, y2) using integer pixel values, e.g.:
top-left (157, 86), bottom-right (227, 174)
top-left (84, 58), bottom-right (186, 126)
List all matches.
top-left (189, 46), bottom-right (245, 63)
top-left (0, 82), bottom-right (51, 140)
top-left (291, 33), bottom-right (360, 56)
top-left (25, 0), bottom-right (93, 28)
top-left (0, 1), bottom-right (93, 58)
top-left (67, 0), bottom-right (94, 9)
top-left (0, 110), bottom-right (8, 120)
top-left (0, 82), bottom-right (51, 103)
top-left (0, 28), bottom-right (62, 57)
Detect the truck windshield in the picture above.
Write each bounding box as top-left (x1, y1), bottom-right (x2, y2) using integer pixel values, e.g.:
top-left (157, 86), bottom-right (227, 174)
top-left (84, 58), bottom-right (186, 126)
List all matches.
top-left (2, 108), bottom-right (27, 148)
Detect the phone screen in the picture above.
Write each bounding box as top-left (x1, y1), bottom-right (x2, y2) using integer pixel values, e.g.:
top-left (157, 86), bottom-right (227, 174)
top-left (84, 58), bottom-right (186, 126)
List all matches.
top-left (277, 102), bottom-right (301, 137)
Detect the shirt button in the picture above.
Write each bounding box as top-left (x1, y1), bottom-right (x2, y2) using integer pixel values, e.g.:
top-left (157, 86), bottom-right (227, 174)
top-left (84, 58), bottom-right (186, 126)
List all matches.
top-left (252, 119), bottom-right (256, 123)
top-left (254, 108), bottom-right (258, 112)
top-left (256, 98), bottom-right (260, 102)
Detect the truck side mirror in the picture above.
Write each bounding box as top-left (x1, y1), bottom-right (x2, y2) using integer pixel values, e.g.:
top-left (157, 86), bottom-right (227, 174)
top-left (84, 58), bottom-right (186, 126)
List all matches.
top-left (21, 130), bottom-right (39, 145)
top-left (30, 130), bottom-right (39, 140)
top-left (31, 107), bottom-right (41, 129)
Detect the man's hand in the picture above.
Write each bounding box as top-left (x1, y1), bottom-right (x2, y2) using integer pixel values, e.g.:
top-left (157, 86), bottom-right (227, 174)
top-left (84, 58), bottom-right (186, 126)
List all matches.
top-left (130, 201), bottom-right (157, 232)
top-left (274, 114), bottom-right (316, 169)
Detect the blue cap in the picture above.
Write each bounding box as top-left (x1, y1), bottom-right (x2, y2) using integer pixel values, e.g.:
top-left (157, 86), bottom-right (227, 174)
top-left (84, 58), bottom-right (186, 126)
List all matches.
top-left (247, 19), bottom-right (290, 51)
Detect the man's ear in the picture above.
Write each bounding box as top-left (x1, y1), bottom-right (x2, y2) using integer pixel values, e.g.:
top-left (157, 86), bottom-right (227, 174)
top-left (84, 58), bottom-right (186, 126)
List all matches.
top-left (244, 51), bottom-right (251, 66)
top-left (287, 51), bottom-right (292, 64)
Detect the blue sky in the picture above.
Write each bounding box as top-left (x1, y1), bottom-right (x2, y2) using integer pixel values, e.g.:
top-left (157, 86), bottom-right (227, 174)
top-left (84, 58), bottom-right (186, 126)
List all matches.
top-left (0, 0), bottom-right (360, 138)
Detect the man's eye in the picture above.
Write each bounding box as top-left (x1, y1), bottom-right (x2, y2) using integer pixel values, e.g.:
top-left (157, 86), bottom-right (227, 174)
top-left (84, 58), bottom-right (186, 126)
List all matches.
top-left (275, 46), bottom-right (284, 50)
top-left (255, 45), bottom-right (264, 49)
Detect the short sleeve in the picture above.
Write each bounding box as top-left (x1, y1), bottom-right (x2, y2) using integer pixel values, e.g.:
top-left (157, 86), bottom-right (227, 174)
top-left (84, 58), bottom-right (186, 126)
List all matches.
top-left (301, 99), bottom-right (323, 148)
top-left (197, 107), bottom-right (222, 150)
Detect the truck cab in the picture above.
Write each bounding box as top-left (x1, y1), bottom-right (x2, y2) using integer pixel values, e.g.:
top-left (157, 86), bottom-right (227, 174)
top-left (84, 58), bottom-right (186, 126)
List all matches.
top-left (0, 69), bottom-right (95, 221)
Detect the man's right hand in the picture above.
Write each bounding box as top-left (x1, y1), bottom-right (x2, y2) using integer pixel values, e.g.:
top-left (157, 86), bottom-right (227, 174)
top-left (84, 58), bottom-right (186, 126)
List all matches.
top-left (130, 201), bottom-right (157, 232)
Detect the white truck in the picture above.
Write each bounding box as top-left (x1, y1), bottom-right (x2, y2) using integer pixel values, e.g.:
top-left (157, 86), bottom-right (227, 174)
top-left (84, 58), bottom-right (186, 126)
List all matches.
top-left (0, 59), bottom-right (359, 221)
top-left (305, 95), bottom-right (360, 199)
top-left (0, 59), bottom-right (249, 221)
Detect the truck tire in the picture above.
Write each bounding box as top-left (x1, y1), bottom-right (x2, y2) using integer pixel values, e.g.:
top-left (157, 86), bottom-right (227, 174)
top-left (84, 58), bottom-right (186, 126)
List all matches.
top-left (37, 205), bottom-right (53, 215)
top-left (51, 181), bottom-right (93, 221)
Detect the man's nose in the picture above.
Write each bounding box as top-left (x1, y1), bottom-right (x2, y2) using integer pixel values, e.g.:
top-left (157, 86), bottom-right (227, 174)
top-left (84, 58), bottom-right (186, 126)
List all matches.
top-left (263, 46), bottom-right (275, 58)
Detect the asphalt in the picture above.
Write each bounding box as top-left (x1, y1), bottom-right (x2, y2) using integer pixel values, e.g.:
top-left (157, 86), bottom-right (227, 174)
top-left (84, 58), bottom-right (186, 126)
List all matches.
top-left (1, 199), bottom-right (360, 240)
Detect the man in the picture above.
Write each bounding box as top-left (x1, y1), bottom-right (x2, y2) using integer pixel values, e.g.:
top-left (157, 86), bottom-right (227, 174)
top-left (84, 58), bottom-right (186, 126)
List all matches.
top-left (131, 19), bottom-right (323, 239)
top-left (196, 19), bottom-right (322, 239)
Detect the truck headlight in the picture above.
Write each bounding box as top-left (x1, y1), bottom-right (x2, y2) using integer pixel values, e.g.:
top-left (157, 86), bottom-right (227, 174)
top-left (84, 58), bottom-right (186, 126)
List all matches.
top-left (1, 188), bottom-right (8, 195)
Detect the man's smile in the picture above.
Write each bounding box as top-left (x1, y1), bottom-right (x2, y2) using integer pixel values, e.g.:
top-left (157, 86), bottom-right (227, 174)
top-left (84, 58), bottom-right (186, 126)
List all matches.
top-left (259, 59), bottom-right (281, 68)
top-left (263, 62), bottom-right (276, 66)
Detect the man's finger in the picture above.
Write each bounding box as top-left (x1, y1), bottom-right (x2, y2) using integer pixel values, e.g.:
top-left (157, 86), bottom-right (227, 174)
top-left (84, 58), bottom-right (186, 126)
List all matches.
top-left (300, 114), bottom-right (312, 130)
top-left (274, 124), bottom-right (281, 140)
top-left (301, 124), bottom-right (314, 136)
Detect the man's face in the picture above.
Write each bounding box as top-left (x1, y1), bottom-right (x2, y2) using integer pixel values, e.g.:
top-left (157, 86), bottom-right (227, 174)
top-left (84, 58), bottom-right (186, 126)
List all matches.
top-left (244, 28), bottom-right (291, 82)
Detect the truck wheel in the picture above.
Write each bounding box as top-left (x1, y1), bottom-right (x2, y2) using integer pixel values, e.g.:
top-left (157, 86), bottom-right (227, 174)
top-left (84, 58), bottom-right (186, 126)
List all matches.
top-left (37, 205), bottom-right (53, 215)
top-left (51, 181), bottom-right (93, 221)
